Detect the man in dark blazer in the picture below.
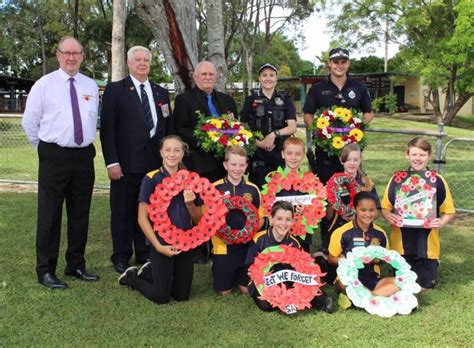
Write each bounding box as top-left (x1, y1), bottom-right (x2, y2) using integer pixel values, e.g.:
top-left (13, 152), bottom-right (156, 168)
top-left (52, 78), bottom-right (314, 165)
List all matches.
top-left (173, 61), bottom-right (238, 182)
top-left (100, 46), bottom-right (172, 273)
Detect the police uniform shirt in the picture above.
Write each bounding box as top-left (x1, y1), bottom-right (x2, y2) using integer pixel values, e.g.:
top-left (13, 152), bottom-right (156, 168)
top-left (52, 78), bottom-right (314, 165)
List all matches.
top-left (381, 171), bottom-right (455, 260)
top-left (211, 177), bottom-right (262, 255)
top-left (302, 75), bottom-right (372, 115)
top-left (245, 229), bottom-right (301, 267)
top-left (240, 90), bottom-right (296, 137)
top-left (328, 173), bottom-right (381, 232)
top-left (329, 221), bottom-right (388, 281)
top-left (138, 167), bottom-right (202, 246)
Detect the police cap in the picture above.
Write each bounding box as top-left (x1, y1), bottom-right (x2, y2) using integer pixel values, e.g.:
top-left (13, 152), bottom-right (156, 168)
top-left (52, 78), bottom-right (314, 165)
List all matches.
top-left (258, 63), bottom-right (278, 75)
top-left (329, 48), bottom-right (350, 60)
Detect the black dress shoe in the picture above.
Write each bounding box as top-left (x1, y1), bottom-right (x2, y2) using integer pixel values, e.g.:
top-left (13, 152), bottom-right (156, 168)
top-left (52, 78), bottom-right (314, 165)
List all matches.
top-left (64, 268), bottom-right (100, 282)
top-left (113, 262), bottom-right (129, 274)
top-left (38, 273), bottom-right (68, 290)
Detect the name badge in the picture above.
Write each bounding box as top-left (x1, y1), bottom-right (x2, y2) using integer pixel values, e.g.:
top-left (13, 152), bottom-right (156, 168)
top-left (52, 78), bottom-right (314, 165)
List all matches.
top-left (322, 90), bottom-right (332, 96)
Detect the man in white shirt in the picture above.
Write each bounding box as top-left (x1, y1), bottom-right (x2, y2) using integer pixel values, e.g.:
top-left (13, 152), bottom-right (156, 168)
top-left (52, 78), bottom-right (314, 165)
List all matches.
top-left (22, 36), bottom-right (100, 289)
top-left (100, 46), bottom-right (172, 273)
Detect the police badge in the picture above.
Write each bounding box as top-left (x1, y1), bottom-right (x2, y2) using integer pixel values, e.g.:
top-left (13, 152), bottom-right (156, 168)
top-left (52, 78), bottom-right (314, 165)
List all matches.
top-left (274, 97), bottom-right (284, 106)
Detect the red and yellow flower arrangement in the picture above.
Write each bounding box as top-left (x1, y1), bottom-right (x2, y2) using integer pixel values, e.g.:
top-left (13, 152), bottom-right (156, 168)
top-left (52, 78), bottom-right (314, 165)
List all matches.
top-left (194, 112), bottom-right (262, 158)
top-left (309, 106), bottom-right (367, 156)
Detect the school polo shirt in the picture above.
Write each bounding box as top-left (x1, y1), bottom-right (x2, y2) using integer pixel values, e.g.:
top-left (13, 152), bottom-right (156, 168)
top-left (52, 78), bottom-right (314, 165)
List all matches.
top-left (139, 167), bottom-right (202, 246)
top-left (381, 172), bottom-right (455, 260)
top-left (245, 229), bottom-right (301, 267)
top-left (211, 177), bottom-right (262, 255)
top-left (329, 221), bottom-right (388, 280)
top-left (303, 75), bottom-right (372, 114)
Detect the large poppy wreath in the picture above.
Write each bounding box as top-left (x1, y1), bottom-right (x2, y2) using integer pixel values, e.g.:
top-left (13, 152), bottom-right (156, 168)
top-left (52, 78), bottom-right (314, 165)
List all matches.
top-left (261, 168), bottom-right (327, 236)
top-left (216, 195), bottom-right (260, 244)
top-left (249, 244), bottom-right (325, 314)
top-left (326, 173), bottom-right (361, 220)
top-left (337, 245), bottom-right (421, 318)
top-left (147, 170), bottom-right (227, 252)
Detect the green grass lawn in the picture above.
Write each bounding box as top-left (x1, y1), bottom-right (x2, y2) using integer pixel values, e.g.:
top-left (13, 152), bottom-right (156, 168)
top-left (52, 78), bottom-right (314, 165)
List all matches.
top-left (1, 192), bottom-right (473, 346)
top-left (1, 115), bottom-right (474, 346)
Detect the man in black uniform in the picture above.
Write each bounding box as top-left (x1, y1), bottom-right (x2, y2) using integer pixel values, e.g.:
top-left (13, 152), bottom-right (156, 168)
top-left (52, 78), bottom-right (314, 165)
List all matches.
top-left (303, 47), bottom-right (373, 184)
top-left (240, 63), bottom-right (297, 188)
top-left (303, 48), bottom-right (374, 254)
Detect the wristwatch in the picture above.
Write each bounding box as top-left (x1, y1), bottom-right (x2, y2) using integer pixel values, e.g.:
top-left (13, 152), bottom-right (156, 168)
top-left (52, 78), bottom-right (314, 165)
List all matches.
top-left (274, 130), bottom-right (281, 137)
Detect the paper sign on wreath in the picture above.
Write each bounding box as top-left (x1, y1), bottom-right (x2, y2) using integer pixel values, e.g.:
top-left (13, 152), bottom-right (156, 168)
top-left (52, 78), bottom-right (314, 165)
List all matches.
top-left (273, 194), bottom-right (316, 206)
top-left (248, 245), bottom-right (325, 314)
top-left (392, 170), bottom-right (437, 228)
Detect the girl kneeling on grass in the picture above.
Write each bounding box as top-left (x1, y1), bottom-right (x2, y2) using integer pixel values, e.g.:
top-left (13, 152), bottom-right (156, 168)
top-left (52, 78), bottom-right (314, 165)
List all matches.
top-left (328, 191), bottom-right (400, 308)
top-left (118, 135), bottom-right (202, 304)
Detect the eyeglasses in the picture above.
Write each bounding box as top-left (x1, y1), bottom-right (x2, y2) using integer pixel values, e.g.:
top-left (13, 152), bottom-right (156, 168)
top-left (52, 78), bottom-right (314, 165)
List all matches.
top-left (58, 50), bottom-right (83, 58)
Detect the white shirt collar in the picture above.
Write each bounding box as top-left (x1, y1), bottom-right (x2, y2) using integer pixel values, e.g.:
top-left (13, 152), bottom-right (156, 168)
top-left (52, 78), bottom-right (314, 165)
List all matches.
top-left (58, 68), bottom-right (80, 82)
top-left (130, 75), bottom-right (150, 90)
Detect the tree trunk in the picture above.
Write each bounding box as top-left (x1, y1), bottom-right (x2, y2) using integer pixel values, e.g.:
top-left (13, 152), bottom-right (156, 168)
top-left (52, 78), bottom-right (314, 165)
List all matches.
top-left (134, 0), bottom-right (198, 93)
top-left (430, 89), bottom-right (443, 123)
top-left (111, 0), bottom-right (127, 81)
top-left (37, 16), bottom-right (47, 76)
top-left (73, 0), bottom-right (80, 39)
top-left (442, 92), bottom-right (473, 125)
top-left (206, 0), bottom-right (227, 92)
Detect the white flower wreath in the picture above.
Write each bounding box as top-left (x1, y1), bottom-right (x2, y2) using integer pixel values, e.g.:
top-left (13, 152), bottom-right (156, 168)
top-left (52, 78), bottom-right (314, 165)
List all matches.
top-left (337, 245), bottom-right (422, 318)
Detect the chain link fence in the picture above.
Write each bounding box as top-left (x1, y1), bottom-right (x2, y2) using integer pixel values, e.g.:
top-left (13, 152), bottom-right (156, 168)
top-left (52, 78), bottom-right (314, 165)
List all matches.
top-left (1, 115), bottom-right (473, 212)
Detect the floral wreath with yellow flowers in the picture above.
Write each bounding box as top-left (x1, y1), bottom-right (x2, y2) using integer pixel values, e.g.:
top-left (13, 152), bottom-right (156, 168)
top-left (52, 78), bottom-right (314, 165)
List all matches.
top-left (194, 112), bottom-right (263, 158)
top-left (309, 106), bottom-right (368, 156)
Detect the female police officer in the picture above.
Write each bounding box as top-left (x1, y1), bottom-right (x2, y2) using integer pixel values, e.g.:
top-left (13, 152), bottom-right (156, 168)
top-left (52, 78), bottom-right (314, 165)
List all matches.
top-left (240, 63), bottom-right (297, 188)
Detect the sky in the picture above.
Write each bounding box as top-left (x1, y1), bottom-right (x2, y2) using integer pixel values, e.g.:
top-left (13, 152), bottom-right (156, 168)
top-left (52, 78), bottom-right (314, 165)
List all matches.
top-left (290, 11), bottom-right (400, 63)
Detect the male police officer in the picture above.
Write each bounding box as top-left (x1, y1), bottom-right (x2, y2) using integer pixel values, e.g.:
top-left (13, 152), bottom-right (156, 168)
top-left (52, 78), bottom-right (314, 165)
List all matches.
top-left (303, 48), bottom-right (374, 254)
top-left (240, 63), bottom-right (297, 188)
top-left (303, 47), bottom-right (373, 184)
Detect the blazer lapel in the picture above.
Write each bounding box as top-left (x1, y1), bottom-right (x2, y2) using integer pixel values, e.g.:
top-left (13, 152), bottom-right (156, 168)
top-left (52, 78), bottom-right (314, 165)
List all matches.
top-left (124, 76), bottom-right (144, 116)
top-left (192, 88), bottom-right (210, 115)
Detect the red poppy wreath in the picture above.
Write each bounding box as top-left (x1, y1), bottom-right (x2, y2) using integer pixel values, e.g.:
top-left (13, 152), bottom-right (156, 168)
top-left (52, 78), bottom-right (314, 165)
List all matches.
top-left (326, 173), bottom-right (361, 220)
top-left (261, 168), bottom-right (326, 236)
top-left (216, 196), bottom-right (260, 244)
top-left (147, 170), bottom-right (226, 251)
top-left (249, 245), bottom-right (325, 314)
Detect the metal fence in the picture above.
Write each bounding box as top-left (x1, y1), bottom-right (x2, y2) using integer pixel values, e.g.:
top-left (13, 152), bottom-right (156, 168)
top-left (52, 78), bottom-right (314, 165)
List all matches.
top-left (1, 115), bottom-right (473, 212)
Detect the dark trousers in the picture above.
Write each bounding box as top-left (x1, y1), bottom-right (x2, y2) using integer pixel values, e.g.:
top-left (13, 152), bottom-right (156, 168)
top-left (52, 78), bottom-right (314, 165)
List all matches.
top-left (36, 141), bottom-right (95, 277)
top-left (249, 148), bottom-right (285, 189)
top-left (128, 245), bottom-right (194, 304)
top-left (110, 173), bottom-right (149, 264)
top-left (313, 149), bottom-right (343, 185)
top-left (312, 149), bottom-right (343, 251)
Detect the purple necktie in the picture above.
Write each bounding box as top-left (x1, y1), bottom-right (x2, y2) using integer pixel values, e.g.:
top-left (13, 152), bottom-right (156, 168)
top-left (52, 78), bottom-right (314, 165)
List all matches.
top-left (69, 78), bottom-right (84, 145)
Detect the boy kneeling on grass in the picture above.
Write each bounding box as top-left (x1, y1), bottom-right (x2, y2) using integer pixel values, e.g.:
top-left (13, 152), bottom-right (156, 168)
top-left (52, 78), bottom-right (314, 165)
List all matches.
top-left (329, 191), bottom-right (400, 308)
top-left (211, 146), bottom-right (264, 295)
top-left (245, 201), bottom-right (334, 313)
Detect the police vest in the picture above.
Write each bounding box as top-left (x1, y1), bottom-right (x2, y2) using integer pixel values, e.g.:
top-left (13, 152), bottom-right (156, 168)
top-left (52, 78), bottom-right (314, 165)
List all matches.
top-left (251, 90), bottom-right (286, 135)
